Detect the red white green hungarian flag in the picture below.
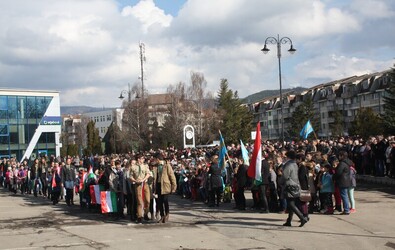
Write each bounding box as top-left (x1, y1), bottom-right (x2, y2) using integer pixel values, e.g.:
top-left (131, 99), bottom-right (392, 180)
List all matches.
top-left (247, 122), bottom-right (262, 184)
top-left (90, 185), bottom-right (101, 204)
top-left (100, 191), bottom-right (118, 213)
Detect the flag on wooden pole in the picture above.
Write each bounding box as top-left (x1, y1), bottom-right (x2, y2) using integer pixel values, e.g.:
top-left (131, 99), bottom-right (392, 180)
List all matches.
top-left (247, 122), bottom-right (262, 183)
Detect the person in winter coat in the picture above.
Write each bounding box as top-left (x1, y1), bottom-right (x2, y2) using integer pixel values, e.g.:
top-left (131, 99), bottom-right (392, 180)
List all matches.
top-left (153, 155), bottom-right (177, 223)
top-left (334, 150), bottom-right (352, 215)
top-left (348, 164), bottom-right (357, 213)
top-left (234, 157), bottom-right (247, 210)
top-left (259, 158), bottom-right (270, 213)
top-left (280, 150), bottom-right (308, 227)
top-left (208, 155), bottom-right (224, 207)
top-left (296, 153), bottom-right (309, 219)
top-left (51, 162), bottom-right (62, 205)
top-left (61, 158), bottom-right (76, 206)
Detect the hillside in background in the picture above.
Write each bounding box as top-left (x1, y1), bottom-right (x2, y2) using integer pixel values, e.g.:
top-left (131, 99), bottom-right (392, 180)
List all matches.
top-left (61, 106), bottom-right (114, 115)
top-left (241, 87), bottom-right (307, 103)
top-left (60, 87), bottom-right (307, 114)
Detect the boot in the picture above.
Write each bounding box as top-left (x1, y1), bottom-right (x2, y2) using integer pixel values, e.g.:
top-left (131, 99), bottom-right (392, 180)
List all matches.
top-left (165, 213), bottom-right (169, 222)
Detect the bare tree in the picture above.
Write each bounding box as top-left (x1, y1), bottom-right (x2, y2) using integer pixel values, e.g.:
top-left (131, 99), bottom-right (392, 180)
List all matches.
top-left (121, 82), bottom-right (150, 151)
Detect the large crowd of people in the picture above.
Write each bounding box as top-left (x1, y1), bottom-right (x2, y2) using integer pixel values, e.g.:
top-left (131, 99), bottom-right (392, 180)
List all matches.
top-left (0, 135), bottom-right (394, 227)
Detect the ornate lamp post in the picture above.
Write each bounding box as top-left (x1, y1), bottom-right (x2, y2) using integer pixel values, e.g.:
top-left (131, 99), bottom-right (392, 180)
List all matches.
top-left (118, 83), bottom-right (132, 103)
top-left (261, 35), bottom-right (296, 146)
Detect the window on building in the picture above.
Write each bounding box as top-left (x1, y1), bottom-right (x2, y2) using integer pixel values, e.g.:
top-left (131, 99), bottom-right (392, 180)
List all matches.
top-left (26, 97), bottom-right (37, 120)
top-left (0, 96), bottom-right (7, 110)
top-left (0, 110), bottom-right (7, 122)
top-left (8, 96), bottom-right (17, 121)
top-left (322, 113), bottom-right (325, 119)
top-left (18, 96), bottom-right (26, 120)
top-left (107, 114), bottom-right (112, 121)
top-left (0, 124), bottom-right (8, 136)
top-left (9, 125), bottom-right (18, 144)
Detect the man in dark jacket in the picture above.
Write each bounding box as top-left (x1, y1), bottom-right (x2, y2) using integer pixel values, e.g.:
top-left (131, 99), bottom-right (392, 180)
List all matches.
top-left (259, 158), bottom-right (270, 213)
top-left (62, 158), bottom-right (76, 206)
top-left (234, 157), bottom-right (247, 210)
top-left (335, 150), bottom-right (352, 214)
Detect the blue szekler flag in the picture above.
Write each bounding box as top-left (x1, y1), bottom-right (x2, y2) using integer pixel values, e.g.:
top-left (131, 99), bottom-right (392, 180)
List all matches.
top-left (218, 131), bottom-right (227, 169)
top-left (240, 139), bottom-right (250, 166)
top-left (300, 120), bottom-right (314, 139)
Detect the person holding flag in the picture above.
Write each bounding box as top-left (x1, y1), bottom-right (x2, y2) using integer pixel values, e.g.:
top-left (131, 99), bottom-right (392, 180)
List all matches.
top-left (208, 155), bottom-right (224, 207)
top-left (247, 123), bottom-right (270, 213)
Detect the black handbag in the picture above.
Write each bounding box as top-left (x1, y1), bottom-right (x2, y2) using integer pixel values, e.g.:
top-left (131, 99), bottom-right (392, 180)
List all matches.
top-left (285, 182), bottom-right (300, 198)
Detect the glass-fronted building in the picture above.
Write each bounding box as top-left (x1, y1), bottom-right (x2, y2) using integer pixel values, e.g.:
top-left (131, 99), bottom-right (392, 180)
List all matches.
top-left (0, 89), bottom-right (61, 161)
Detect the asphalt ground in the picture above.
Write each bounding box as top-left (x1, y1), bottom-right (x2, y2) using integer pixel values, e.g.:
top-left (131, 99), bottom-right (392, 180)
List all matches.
top-left (0, 182), bottom-right (394, 250)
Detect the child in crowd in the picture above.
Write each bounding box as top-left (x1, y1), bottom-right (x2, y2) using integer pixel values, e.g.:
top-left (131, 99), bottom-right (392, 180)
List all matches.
top-left (318, 163), bottom-right (334, 214)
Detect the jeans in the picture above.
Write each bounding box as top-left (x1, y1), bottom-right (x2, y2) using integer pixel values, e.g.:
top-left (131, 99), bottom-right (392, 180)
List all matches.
top-left (375, 159), bottom-right (385, 177)
top-left (348, 187), bottom-right (355, 209)
top-left (65, 188), bottom-right (74, 205)
top-left (340, 187), bottom-right (350, 213)
top-left (156, 184), bottom-right (169, 217)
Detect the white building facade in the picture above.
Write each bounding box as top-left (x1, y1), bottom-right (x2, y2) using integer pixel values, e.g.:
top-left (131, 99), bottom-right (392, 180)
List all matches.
top-left (0, 89), bottom-right (62, 161)
top-left (84, 108), bottom-right (124, 139)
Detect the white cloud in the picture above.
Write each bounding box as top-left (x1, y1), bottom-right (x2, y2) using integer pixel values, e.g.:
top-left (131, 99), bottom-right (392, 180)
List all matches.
top-left (294, 54), bottom-right (393, 86)
top-left (350, 0), bottom-right (395, 19)
top-left (121, 0), bottom-right (172, 33)
top-left (0, 0), bottom-right (394, 108)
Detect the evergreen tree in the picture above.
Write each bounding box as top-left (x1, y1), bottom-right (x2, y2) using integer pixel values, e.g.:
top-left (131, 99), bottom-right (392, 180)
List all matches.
top-left (67, 144), bottom-right (79, 157)
top-left (381, 68), bottom-right (395, 134)
top-left (103, 122), bottom-right (125, 154)
top-left (85, 120), bottom-right (102, 155)
top-left (288, 95), bottom-right (319, 140)
top-left (349, 107), bottom-right (383, 139)
top-left (217, 79), bottom-right (253, 144)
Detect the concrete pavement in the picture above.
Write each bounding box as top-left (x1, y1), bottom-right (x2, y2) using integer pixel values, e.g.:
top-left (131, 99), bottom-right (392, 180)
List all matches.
top-left (0, 183), bottom-right (394, 250)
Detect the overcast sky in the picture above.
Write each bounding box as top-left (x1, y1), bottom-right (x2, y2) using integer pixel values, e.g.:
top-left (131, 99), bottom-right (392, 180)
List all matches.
top-left (0, 0), bottom-right (394, 107)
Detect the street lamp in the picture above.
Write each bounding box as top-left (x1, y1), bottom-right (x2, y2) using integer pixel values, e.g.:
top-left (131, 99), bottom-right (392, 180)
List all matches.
top-left (261, 34), bottom-right (296, 146)
top-left (118, 83), bottom-right (132, 103)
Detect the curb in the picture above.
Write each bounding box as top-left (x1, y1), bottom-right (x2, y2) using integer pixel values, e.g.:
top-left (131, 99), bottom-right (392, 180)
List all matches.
top-left (356, 175), bottom-right (395, 187)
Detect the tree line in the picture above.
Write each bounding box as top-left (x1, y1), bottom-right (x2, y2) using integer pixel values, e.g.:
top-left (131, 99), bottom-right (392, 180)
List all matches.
top-left (61, 68), bottom-right (395, 156)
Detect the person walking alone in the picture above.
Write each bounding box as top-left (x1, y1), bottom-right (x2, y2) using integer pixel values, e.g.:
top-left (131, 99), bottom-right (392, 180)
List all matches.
top-left (281, 150), bottom-right (309, 227)
top-left (154, 155), bottom-right (177, 223)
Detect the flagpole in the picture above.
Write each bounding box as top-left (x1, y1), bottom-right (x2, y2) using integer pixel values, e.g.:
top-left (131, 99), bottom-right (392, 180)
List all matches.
top-left (313, 131), bottom-right (318, 140)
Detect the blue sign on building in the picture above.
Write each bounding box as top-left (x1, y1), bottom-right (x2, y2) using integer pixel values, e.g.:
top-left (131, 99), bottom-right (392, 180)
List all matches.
top-left (40, 116), bottom-right (61, 125)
